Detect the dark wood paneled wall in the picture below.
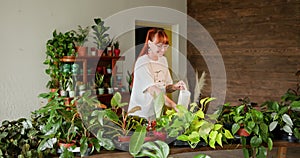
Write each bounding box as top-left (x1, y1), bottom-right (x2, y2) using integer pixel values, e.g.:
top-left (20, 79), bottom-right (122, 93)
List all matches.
top-left (187, 0), bottom-right (300, 106)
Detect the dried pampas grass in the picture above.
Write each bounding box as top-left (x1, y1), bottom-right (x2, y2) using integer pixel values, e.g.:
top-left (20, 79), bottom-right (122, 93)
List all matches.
top-left (193, 71), bottom-right (206, 103)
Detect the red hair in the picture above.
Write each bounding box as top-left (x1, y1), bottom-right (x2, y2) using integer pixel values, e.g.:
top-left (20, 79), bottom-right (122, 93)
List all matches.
top-left (138, 28), bottom-right (169, 57)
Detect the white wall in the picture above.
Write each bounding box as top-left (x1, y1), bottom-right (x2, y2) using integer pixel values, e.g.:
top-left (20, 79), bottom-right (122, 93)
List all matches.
top-left (0, 0), bottom-right (186, 122)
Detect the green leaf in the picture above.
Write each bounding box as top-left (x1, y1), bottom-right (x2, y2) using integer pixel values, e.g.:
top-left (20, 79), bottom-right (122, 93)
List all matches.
top-left (177, 135), bottom-right (189, 141)
top-left (104, 109), bottom-right (119, 122)
top-left (216, 133), bottom-right (223, 147)
top-left (208, 131), bottom-right (218, 149)
top-left (195, 110), bottom-right (205, 119)
top-left (235, 105), bottom-right (245, 114)
top-left (224, 129), bottom-right (234, 139)
top-left (188, 131), bottom-right (200, 144)
top-left (283, 125), bottom-right (293, 134)
top-left (129, 125), bottom-right (146, 156)
top-left (250, 136), bottom-right (262, 148)
top-left (272, 102), bottom-right (279, 111)
top-left (154, 140), bottom-right (170, 158)
top-left (267, 138), bottom-right (273, 151)
top-left (290, 101), bottom-right (300, 111)
top-left (257, 146), bottom-right (267, 158)
top-left (80, 136), bottom-right (88, 157)
top-left (260, 123), bottom-right (268, 134)
top-left (213, 124), bottom-right (223, 131)
top-left (294, 128), bottom-right (300, 139)
top-left (154, 92), bottom-right (165, 118)
top-left (37, 138), bottom-right (57, 151)
top-left (269, 121), bottom-right (278, 131)
top-left (231, 123), bottom-right (240, 135)
top-left (233, 116), bottom-right (244, 123)
top-left (247, 121), bottom-right (255, 129)
top-left (110, 92), bottom-right (122, 107)
top-left (282, 114), bottom-right (293, 126)
top-left (242, 147), bottom-right (250, 158)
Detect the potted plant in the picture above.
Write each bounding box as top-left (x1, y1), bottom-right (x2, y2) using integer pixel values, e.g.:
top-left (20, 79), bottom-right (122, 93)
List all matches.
top-left (220, 98), bottom-right (273, 158)
top-left (48, 30), bottom-right (77, 61)
top-left (91, 18), bottom-right (110, 56)
top-left (95, 72), bottom-right (104, 95)
top-left (36, 91), bottom-right (106, 157)
top-left (106, 64), bottom-right (112, 74)
top-left (74, 25), bottom-right (90, 57)
top-left (262, 71), bottom-right (300, 142)
top-left (113, 40), bottom-right (120, 57)
top-left (155, 97), bottom-right (234, 149)
top-left (0, 118), bottom-right (44, 157)
top-left (60, 73), bottom-right (70, 97)
top-left (68, 77), bottom-right (75, 98)
top-left (44, 30), bottom-right (63, 91)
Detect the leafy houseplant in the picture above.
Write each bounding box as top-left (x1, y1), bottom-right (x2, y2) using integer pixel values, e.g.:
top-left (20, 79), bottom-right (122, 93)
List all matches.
top-left (36, 91), bottom-right (102, 157)
top-left (74, 25), bottom-right (90, 56)
top-left (95, 72), bottom-right (104, 95)
top-left (263, 71), bottom-right (300, 141)
top-left (0, 118), bottom-right (44, 157)
top-left (44, 30), bottom-right (77, 90)
top-left (113, 40), bottom-right (120, 56)
top-left (92, 18), bottom-right (110, 56)
top-left (221, 99), bottom-right (273, 158)
top-left (156, 97), bottom-right (234, 149)
top-left (89, 92), bottom-right (143, 141)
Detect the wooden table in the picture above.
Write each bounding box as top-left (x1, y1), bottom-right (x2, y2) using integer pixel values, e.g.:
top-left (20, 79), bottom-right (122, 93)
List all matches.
top-left (88, 140), bottom-right (300, 158)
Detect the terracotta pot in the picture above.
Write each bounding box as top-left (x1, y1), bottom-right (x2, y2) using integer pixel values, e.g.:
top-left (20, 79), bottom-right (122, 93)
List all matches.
top-left (97, 49), bottom-right (104, 56)
top-left (61, 56), bottom-right (76, 62)
top-left (58, 140), bottom-right (76, 149)
top-left (237, 128), bottom-right (250, 137)
top-left (76, 46), bottom-right (87, 56)
top-left (50, 88), bottom-right (58, 93)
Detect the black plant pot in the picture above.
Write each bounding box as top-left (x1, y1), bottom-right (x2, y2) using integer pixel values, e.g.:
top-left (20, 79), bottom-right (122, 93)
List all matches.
top-left (172, 139), bottom-right (206, 148)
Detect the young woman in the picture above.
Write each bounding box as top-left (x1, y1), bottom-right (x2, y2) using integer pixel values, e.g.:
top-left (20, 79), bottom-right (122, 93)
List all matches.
top-left (128, 28), bottom-right (186, 121)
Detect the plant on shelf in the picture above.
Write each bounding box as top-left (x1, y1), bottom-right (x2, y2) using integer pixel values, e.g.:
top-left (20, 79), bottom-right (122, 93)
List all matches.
top-left (92, 18), bottom-right (110, 56)
top-left (60, 73), bottom-right (71, 97)
top-left (113, 40), bottom-right (120, 56)
top-left (74, 25), bottom-right (90, 56)
top-left (220, 98), bottom-right (273, 158)
top-left (95, 72), bottom-right (104, 95)
top-left (44, 30), bottom-right (77, 90)
top-left (47, 30), bottom-right (77, 58)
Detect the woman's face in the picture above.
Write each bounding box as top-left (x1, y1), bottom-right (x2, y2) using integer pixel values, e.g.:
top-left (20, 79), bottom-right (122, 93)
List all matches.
top-left (148, 37), bottom-right (169, 58)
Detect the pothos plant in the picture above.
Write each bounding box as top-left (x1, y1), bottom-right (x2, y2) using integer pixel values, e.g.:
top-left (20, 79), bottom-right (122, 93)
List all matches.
top-left (262, 71), bottom-right (300, 140)
top-left (222, 100), bottom-right (273, 158)
top-left (155, 97), bottom-right (234, 149)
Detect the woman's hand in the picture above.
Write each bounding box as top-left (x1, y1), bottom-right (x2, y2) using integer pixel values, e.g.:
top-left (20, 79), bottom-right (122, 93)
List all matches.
top-left (166, 80), bottom-right (186, 93)
top-left (173, 80), bottom-right (186, 90)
